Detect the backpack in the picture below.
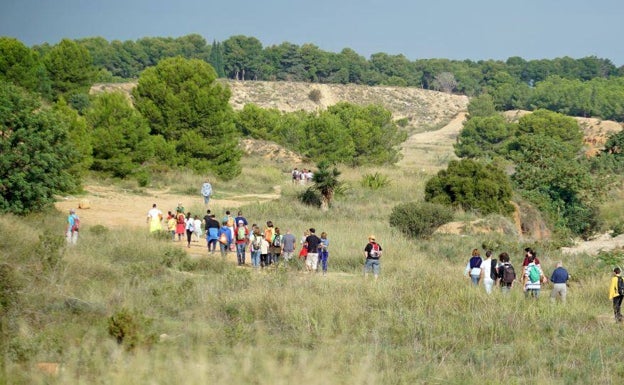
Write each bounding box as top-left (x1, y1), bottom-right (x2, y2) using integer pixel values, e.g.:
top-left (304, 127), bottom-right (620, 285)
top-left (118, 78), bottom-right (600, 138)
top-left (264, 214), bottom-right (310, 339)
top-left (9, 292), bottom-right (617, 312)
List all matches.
top-left (489, 259), bottom-right (497, 280)
top-left (264, 228), bottom-right (273, 242)
top-left (226, 216), bottom-right (234, 227)
top-left (177, 214), bottom-right (185, 224)
top-left (369, 242), bottom-right (381, 258)
top-left (272, 235), bottom-right (281, 248)
top-left (72, 216), bottom-right (80, 231)
top-left (528, 265), bottom-right (541, 283)
top-left (251, 235), bottom-right (262, 251)
top-left (618, 276), bottom-right (624, 296)
top-left (501, 263), bottom-right (516, 284)
top-left (219, 233), bottom-right (228, 245)
top-left (236, 226), bottom-right (246, 241)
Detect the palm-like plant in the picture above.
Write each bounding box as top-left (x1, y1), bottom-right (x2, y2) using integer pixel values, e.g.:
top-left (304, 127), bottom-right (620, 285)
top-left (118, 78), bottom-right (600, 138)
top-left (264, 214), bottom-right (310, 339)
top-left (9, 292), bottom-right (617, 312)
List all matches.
top-left (312, 161), bottom-right (342, 211)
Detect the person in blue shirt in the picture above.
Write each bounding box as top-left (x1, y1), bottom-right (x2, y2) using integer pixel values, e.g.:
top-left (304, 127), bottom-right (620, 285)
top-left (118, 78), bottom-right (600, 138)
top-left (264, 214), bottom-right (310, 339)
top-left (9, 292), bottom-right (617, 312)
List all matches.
top-left (550, 261), bottom-right (570, 303)
top-left (217, 221), bottom-right (232, 258)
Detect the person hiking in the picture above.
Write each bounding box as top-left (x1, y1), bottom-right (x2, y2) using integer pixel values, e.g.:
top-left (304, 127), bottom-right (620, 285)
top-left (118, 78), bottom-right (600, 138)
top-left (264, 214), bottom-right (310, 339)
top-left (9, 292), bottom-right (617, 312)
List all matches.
top-left (319, 231), bottom-right (330, 275)
top-left (205, 214), bottom-right (220, 253)
top-left (364, 235), bottom-right (383, 280)
top-left (496, 252), bottom-right (516, 293)
top-left (146, 203), bottom-right (163, 233)
top-left (464, 248), bottom-right (483, 286)
top-left (217, 221), bottom-right (232, 258)
top-left (66, 208), bottom-right (80, 244)
top-left (281, 229), bottom-right (297, 265)
top-left (609, 267), bottom-right (624, 323)
top-left (249, 226), bottom-right (263, 269)
top-left (270, 227), bottom-right (283, 266)
top-left (201, 179), bottom-right (212, 207)
top-left (480, 250), bottom-right (496, 294)
top-left (235, 220), bottom-right (249, 266)
top-left (550, 261), bottom-right (570, 303)
top-left (305, 228), bottom-right (321, 273)
top-left (523, 254), bottom-right (545, 299)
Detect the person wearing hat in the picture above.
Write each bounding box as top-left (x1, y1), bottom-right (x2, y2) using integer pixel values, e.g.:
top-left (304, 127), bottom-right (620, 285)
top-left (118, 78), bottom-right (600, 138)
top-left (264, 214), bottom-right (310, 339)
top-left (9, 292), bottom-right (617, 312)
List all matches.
top-left (66, 208), bottom-right (80, 244)
top-left (364, 235), bottom-right (383, 280)
top-left (234, 220), bottom-right (249, 265)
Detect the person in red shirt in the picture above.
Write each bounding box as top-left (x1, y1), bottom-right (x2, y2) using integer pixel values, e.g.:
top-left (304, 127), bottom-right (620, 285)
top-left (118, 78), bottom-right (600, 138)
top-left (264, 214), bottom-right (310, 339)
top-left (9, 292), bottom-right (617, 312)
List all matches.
top-left (235, 220), bottom-right (249, 266)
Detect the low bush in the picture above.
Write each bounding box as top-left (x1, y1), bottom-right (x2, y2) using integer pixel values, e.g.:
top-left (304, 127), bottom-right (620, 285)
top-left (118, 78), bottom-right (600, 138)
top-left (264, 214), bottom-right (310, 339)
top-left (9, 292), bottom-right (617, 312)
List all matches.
top-left (299, 188), bottom-right (322, 207)
top-left (308, 89), bottom-right (322, 103)
top-left (390, 202), bottom-right (454, 239)
top-left (107, 307), bottom-right (157, 351)
top-left (361, 172), bottom-right (391, 190)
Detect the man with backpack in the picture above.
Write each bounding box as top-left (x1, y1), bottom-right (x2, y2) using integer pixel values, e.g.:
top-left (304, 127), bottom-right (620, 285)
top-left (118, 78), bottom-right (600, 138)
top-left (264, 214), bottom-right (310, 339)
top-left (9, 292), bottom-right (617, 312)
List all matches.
top-left (609, 267), bottom-right (624, 323)
top-left (270, 227), bottom-right (283, 266)
top-left (496, 252), bottom-right (515, 293)
top-left (523, 254), bottom-right (545, 299)
top-left (235, 221), bottom-right (249, 266)
top-left (364, 235), bottom-right (383, 280)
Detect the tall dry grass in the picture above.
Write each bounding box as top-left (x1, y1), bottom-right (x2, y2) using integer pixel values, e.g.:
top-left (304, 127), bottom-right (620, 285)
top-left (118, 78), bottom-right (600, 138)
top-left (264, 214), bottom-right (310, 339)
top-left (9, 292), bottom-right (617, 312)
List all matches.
top-left (1, 161), bottom-right (622, 384)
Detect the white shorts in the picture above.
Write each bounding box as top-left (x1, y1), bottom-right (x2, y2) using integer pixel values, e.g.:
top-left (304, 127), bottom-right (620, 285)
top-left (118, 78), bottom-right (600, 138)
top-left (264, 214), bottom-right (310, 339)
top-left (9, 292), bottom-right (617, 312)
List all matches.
top-left (306, 253), bottom-right (319, 270)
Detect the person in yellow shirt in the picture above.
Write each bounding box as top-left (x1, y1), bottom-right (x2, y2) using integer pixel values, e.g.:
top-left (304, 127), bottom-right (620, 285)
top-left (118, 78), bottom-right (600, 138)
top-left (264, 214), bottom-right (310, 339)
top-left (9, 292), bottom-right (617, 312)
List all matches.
top-left (167, 212), bottom-right (177, 241)
top-left (608, 267), bottom-right (623, 323)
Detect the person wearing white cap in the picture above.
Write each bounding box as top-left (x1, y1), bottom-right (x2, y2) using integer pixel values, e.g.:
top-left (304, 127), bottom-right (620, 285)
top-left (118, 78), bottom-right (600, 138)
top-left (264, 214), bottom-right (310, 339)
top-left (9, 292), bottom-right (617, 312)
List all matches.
top-left (234, 220), bottom-right (249, 265)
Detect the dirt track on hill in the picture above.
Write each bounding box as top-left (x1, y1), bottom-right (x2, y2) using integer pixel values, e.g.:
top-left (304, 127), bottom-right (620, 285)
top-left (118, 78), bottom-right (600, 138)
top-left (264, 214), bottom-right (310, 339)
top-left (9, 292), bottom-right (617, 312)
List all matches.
top-left (398, 112), bottom-right (466, 172)
top-left (55, 185), bottom-right (280, 230)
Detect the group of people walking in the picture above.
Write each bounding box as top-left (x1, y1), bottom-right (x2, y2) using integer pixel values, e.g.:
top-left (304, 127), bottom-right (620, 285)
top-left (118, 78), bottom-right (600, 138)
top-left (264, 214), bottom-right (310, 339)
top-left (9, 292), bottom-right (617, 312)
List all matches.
top-left (291, 168), bottom-right (313, 185)
top-left (146, 203), bottom-right (385, 278)
top-left (464, 247), bottom-right (570, 301)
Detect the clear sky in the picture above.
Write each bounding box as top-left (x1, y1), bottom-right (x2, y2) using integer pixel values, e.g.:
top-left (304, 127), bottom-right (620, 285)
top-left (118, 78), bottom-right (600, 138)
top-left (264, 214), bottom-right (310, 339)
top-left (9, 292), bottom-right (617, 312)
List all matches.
top-left (1, 0), bottom-right (623, 66)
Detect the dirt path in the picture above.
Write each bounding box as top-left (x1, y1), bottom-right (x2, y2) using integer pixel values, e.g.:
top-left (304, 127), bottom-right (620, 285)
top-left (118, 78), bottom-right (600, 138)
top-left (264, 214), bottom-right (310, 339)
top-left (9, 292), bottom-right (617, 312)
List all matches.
top-left (55, 184), bottom-right (280, 230)
top-left (398, 112), bottom-right (466, 172)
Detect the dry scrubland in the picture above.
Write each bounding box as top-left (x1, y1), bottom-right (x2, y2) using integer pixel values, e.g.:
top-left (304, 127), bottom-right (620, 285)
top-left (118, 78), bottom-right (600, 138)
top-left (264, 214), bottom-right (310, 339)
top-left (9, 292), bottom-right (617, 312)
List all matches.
top-left (4, 81), bottom-right (624, 384)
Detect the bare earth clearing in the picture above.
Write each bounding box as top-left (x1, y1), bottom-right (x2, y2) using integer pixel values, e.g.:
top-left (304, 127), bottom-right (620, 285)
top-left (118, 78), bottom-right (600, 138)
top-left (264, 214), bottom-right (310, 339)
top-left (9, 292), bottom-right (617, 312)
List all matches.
top-left (79, 81), bottom-right (624, 256)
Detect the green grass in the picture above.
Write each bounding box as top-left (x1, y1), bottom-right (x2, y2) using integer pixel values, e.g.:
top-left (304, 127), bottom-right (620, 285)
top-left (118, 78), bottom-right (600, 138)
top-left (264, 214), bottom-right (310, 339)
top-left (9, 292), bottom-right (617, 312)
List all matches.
top-left (1, 163), bottom-right (623, 384)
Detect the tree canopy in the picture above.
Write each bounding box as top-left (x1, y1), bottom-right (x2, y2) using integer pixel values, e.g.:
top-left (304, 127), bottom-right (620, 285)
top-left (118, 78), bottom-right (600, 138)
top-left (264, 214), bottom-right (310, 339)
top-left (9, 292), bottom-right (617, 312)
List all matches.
top-left (424, 159), bottom-right (514, 216)
top-left (0, 82), bottom-right (79, 214)
top-left (133, 57), bottom-right (241, 179)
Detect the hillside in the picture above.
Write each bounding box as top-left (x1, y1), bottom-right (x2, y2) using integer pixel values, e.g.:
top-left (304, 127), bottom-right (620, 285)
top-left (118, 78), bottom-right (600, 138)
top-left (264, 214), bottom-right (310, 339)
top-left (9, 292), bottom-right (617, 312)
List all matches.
top-left (90, 80), bottom-right (469, 132)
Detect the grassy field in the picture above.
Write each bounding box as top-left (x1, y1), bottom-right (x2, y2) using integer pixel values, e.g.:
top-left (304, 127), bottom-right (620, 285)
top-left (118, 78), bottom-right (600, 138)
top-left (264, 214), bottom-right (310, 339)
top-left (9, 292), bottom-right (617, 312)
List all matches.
top-left (1, 156), bottom-right (623, 385)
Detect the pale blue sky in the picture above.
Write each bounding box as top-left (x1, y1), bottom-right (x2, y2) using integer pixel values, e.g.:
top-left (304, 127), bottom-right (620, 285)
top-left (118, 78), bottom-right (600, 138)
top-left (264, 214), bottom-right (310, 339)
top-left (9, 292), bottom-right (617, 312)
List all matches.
top-left (1, 0), bottom-right (623, 65)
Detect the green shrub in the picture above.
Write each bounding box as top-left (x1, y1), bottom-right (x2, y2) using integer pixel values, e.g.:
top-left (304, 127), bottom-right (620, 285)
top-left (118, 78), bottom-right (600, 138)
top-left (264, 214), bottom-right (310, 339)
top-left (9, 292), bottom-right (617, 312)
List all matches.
top-left (425, 159), bottom-right (514, 216)
top-left (107, 308), bottom-right (157, 351)
top-left (161, 247), bottom-right (190, 268)
top-left (89, 224), bottom-right (109, 235)
top-left (134, 169), bottom-right (151, 187)
top-left (34, 230), bottom-right (65, 271)
top-left (299, 188), bottom-right (322, 207)
top-left (361, 172), bottom-right (391, 190)
top-left (151, 229), bottom-right (173, 241)
top-left (390, 202), bottom-right (454, 239)
top-left (0, 263), bottom-right (21, 319)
